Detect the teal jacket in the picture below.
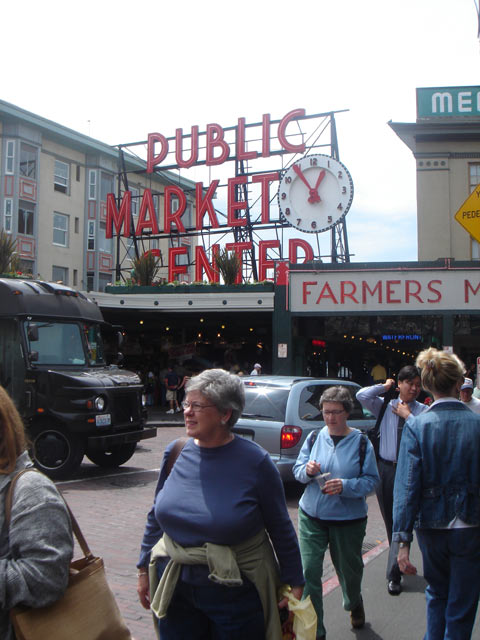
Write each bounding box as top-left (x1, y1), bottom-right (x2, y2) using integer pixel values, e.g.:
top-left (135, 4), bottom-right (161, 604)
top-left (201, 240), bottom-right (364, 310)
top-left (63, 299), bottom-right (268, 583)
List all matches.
top-left (293, 426), bottom-right (379, 520)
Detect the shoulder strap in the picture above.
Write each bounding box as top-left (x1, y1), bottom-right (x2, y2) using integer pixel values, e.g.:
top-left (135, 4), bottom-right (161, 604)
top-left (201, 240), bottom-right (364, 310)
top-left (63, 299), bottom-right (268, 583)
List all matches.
top-left (359, 434), bottom-right (367, 474)
top-left (307, 429), bottom-right (319, 451)
top-left (5, 467), bottom-right (94, 560)
top-left (165, 437), bottom-right (188, 477)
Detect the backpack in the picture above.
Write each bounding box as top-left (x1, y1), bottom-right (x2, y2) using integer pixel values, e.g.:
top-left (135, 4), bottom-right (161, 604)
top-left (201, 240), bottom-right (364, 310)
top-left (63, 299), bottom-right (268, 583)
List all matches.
top-left (306, 429), bottom-right (368, 475)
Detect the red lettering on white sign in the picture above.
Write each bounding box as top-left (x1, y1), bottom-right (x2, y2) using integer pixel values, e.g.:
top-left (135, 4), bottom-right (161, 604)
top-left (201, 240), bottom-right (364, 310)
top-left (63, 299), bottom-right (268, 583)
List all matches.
top-left (386, 280), bottom-right (401, 304)
top-left (465, 280), bottom-right (480, 302)
top-left (316, 282), bottom-right (338, 305)
top-left (405, 280), bottom-right (423, 303)
top-left (362, 280), bottom-right (382, 304)
top-left (341, 281), bottom-right (358, 304)
top-left (427, 280), bottom-right (442, 303)
top-left (302, 281), bottom-right (317, 304)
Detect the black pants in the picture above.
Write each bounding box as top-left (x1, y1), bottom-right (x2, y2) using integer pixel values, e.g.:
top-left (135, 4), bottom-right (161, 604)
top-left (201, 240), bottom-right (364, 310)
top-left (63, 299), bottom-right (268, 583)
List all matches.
top-left (376, 458), bottom-right (402, 583)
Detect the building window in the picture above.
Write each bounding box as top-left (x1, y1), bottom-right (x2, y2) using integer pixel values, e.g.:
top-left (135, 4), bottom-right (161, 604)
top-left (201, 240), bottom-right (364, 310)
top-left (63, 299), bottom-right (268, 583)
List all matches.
top-left (54, 160), bottom-right (69, 194)
top-left (18, 200), bottom-right (34, 235)
top-left (5, 140), bottom-right (14, 174)
top-left (76, 165), bottom-right (80, 182)
top-left (4, 199), bottom-right (13, 232)
top-left (88, 170), bottom-right (97, 200)
top-left (130, 186), bottom-right (140, 217)
top-left (53, 213), bottom-right (69, 247)
top-left (19, 143), bottom-right (37, 179)
top-left (87, 221), bottom-right (95, 250)
top-left (98, 221), bottom-right (112, 254)
top-left (87, 272), bottom-right (95, 292)
top-left (52, 265), bottom-right (68, 284)
top-left (73, 269), bottom-right (78, 286)
top-left (100, 172), bottom-right (113, 202)
top-left (74, 217), bottom-right (79, 234)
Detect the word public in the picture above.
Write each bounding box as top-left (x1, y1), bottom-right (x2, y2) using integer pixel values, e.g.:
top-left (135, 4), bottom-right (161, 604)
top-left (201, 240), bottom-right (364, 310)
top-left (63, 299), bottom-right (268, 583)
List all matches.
top-left (106, 109), bottom-right (318, 282)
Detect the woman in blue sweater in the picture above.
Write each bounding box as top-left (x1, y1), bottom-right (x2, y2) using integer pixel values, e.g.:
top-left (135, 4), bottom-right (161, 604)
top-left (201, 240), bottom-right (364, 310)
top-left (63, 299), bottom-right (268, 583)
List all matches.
top-left (293, 386), bottom-right (379, 640)
top-left (137, 368), bottom-right (304, 639)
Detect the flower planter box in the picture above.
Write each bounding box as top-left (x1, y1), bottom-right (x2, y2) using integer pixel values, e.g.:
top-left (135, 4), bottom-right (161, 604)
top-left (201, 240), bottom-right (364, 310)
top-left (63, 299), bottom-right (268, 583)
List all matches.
top-left (105, 283), bottom-right (274, 294)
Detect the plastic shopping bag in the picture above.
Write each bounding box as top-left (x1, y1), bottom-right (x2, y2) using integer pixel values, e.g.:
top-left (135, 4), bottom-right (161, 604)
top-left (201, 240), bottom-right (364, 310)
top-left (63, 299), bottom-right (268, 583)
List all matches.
top-left (280, 586), bottom-right (317, 640)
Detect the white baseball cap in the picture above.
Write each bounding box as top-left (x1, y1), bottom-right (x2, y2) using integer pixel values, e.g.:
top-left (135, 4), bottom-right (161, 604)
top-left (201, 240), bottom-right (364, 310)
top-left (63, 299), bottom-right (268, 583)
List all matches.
top-left (254, 363), bottom-right (262, 369)
top-left (461, 377), bottom-right (474, 390)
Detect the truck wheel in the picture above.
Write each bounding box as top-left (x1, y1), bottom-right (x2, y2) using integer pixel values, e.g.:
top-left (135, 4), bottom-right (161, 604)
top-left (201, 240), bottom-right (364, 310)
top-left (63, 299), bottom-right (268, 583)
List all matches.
top-left (30, 424), bottom-right (85, 479)
top-left (86, 442), bottom-right (137, 467)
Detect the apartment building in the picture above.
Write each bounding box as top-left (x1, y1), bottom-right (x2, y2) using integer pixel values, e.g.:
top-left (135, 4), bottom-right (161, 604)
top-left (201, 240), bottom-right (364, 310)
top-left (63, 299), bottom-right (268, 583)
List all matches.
top-left (0, 100), bottom-right (195, 291)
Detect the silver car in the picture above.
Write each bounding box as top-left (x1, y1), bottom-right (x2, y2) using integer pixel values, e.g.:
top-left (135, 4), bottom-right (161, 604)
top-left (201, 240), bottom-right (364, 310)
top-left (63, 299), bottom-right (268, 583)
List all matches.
top-left (232, 376), bottom-right (375, 482)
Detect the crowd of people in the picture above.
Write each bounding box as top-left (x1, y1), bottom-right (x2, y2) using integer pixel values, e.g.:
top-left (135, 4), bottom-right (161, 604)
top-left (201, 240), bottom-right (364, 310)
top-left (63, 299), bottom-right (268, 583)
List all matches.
top-left (0, 348), bottom-right (479, 639)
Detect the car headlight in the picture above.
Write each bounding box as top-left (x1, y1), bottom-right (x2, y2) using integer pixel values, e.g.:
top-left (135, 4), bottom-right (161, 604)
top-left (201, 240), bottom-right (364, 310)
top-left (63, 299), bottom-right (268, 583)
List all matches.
top-left (141, 394), bottom-right (147, 407)
top-left (94, 396), bottom-right (106, 411)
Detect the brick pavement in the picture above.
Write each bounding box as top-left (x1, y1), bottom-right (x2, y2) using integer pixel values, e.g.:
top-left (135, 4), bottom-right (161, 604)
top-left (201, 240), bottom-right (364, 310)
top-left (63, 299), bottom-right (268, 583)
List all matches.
top-left (56, 419), bottom-right (392, 640)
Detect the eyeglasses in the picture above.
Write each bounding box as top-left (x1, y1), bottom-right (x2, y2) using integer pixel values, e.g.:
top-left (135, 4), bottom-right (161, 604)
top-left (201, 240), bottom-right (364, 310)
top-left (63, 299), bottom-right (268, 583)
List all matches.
top-left (322, 409), bottom-right (345, 416)
top-left (181, 401), bottom-right (216, 412)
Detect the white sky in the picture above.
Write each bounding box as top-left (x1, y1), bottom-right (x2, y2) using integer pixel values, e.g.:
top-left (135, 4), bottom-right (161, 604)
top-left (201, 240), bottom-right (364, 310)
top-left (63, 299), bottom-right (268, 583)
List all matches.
top-left (2, 0), bottom-right (479, 263)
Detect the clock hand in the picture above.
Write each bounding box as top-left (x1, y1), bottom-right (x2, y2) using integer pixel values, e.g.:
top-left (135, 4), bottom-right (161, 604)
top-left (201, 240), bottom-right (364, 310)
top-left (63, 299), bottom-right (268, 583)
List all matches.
top-left (293, 165), bottom-right (322, 204)
top-left (308, 169), bottom-right (326, 204)
top-left (293, 164), bottom-right (312, 190)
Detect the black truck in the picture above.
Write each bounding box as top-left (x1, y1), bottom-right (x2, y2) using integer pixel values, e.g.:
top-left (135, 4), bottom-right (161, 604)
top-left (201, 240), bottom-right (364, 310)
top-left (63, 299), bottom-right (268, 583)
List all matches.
top-left (0, 278), bottom-right (156, 478)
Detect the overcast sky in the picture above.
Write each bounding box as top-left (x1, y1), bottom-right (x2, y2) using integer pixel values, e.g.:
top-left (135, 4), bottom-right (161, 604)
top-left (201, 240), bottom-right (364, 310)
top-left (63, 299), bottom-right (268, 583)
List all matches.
top-left (2, 0), bottom-right (479, 263)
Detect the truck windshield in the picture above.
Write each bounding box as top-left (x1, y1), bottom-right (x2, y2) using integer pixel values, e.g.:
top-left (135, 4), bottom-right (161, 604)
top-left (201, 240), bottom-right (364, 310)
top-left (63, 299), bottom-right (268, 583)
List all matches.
top-left (24, 321), bottom-right (106, 366)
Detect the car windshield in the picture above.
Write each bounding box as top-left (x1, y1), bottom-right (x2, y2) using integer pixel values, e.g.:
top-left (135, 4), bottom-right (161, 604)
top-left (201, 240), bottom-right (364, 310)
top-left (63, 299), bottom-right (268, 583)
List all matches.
top-left (298, 384), bottom-right (369, 421)
top-left (24, 320), bottom-right (106, 366)
top-left (242, 385), bottom-right (289, 421)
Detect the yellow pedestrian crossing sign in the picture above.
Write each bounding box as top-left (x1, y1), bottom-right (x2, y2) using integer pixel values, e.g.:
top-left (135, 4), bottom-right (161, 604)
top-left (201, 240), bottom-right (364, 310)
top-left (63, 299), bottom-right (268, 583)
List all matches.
top-left (455, 186), bottom-right (480, 243)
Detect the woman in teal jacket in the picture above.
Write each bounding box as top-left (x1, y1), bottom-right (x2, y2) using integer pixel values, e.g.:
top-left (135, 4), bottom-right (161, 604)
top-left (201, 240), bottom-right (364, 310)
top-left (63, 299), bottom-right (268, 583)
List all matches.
top-left (293, 385), bottom-right (379, 640)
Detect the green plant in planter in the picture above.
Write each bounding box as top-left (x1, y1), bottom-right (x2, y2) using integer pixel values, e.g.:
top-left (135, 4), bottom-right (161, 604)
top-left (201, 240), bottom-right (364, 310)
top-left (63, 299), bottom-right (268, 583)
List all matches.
top-left (214, 248), bottom-right (241, 285)
top-left (0, 231), bottom-right (18, 274)
top-left (132, 252), bottom-right (160, 286)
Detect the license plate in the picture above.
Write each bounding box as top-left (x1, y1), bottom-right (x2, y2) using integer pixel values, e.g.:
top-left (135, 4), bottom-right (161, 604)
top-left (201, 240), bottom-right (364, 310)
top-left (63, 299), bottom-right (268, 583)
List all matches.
top-left (237, 432), bottom-right (253, 440)
top-left (96, 414), bottom-right (111, 427)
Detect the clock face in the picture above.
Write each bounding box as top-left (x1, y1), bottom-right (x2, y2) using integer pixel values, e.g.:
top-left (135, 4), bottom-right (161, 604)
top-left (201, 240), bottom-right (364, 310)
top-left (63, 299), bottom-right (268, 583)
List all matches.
top-left (278, 154), bottom-right (354, 233)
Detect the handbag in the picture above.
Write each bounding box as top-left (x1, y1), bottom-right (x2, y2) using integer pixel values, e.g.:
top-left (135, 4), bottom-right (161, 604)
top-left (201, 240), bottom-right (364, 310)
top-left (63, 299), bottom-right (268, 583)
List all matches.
top-left (6, 468), bottom-right (132, 640)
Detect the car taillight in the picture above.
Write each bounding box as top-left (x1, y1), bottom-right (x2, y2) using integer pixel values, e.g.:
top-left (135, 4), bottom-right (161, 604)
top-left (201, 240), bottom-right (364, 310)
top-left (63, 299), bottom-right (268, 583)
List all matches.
top-left (281, 425), bottom-right (302, 449)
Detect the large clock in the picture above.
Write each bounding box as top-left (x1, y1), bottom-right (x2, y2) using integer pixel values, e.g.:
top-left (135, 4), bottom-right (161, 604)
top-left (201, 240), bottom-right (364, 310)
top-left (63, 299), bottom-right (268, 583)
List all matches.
top-left (278, 154), bottom-right (354, 233)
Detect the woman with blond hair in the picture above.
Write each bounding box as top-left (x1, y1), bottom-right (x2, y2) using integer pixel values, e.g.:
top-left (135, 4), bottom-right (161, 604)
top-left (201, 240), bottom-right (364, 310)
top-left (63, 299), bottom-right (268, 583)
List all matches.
top-left (393, 348), bottom-right (480, 640)
top-left (0, 386), bottom-right (73, 640)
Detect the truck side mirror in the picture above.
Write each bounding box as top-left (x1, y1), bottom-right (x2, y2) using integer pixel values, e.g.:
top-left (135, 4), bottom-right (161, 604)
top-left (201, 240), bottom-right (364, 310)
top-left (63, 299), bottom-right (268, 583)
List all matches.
top-left (116, 352), bottom-right (124, 365)
top-left (29, 350), bottom-right (39, 362)
top-left (117, 331), bottom-right (124, 348)
top-left (28, 324), bottom-right (39, 342)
